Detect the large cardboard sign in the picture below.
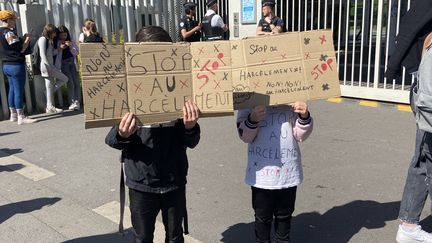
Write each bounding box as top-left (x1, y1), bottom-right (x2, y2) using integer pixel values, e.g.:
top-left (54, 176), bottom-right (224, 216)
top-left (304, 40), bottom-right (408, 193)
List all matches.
top-left (125, 42), bottom-right (193, 125)
top-left (80, 30), bottom-right (340, 128)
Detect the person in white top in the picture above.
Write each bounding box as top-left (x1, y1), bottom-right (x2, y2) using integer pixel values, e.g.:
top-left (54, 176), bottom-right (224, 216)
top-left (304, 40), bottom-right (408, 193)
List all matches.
top-left (201, 0), bottom-right (228, 41)
top-left (78, 18), bottom-right (94, 43)
top-left (38, 24), bottom-right (68, 113)
top-left (236, 102), bottom-right (313, 242)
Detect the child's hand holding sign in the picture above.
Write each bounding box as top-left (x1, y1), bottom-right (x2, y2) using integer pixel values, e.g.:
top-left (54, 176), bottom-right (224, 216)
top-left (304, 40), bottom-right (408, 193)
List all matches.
top-left (118, 112), bottom-right (138, 138)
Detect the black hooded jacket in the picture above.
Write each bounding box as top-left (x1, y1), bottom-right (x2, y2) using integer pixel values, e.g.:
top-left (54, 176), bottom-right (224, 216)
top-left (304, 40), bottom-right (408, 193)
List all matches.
top-left (105, 121), bottom-right (200, 193)
top-left (385, 0), bottom-right (432, 79)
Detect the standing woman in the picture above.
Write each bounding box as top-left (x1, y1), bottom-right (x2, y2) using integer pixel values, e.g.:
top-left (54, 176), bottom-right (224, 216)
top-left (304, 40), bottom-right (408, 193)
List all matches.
top-left (39, 24), bottom-right (68, 113)
top-left (83, 19), bottom-right (103, 43)
top-left (0, 10), bottom-right (36, 124)
top-left (57, 25), bottom-right (80, 110)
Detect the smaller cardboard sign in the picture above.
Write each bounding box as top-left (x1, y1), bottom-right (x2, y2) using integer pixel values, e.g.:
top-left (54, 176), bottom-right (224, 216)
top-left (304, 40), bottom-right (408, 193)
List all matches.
top-left (191, 41), bottom-right (234, 116)
top-left (80, 43), bottom-right (128, 129)
top-left (299, 31), bottom-right (341, 100)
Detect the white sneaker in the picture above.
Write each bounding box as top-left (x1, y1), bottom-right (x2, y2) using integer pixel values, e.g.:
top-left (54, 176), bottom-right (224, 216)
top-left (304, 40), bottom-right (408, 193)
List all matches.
top-left (396, 225), bottom-right (432, 243)
top-left (68, 101), bottom-right (80, 110)
top-left (46, 106), bottom-right (63, 113)
top-left (17, 115), bottom-right (37, 125)
top-left (10, 113), bottom-right (17, 122)
top-left (68, 103), bottom-right (77, 110)
top-left (74, 101), bottom-right (80, 110)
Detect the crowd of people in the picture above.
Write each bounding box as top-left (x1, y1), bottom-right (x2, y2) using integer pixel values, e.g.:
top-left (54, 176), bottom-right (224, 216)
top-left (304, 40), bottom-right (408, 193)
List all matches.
top-left (0, 12), bottom-right (103, 124)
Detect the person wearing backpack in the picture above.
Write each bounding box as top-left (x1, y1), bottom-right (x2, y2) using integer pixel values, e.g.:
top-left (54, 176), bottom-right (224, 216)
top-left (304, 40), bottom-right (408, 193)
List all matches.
top-left (39, 24), bottom-right (68, 113)
top-left (0, 10), bottom-right (36, 125)
top-left (385, 1), bottom-right (432, 242)
top-left (57, 25), bottom-right (80, 110)
top-left (105, 26), bottom-right (201, 243)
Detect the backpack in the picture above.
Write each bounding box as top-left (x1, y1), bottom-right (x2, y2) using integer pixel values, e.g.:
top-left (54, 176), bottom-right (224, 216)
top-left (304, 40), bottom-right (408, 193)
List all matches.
top-left (31, 36), bottom-right (48, 75)
top-left (412, 39), bottom-right (432, 133)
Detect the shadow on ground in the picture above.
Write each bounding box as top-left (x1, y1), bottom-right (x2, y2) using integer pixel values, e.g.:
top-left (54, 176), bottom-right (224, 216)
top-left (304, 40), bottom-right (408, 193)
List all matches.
top-left (220, 200), bottom-right (400, 243)
top-left (0, 163), bottom-right (25, 172)
top-left (220, 222), bottom-right (255, 243)
top-left (0, 148), bottom-right (23, 157)
top-left (62, 230), bottom-right (135, 243)
top-left (31, 110), bottom-right (82, 123)
top-left (0, 197), bottom-right (61, 224)
top-left (0, 131), bottom-right (20, 137)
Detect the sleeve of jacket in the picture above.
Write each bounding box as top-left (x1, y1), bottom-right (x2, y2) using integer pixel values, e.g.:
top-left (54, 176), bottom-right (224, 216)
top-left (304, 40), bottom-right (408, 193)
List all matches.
top-left (290, 112), bottom-right (314, 142)
top-left (39, 37), bottom-right (49, 65)
top-left (4, 31), bottom-right (23, 52)
top-left (385, 1), bottom-right (432, 79)
top-left (105, 125), bottom-right (138, 150)
top-left (183, 123), bottom-right (201, 149)
top-left (236, 109), bottom-right (259, 144)
top-left (70, 40), bottom-right (79, 56)
top-left (54, 40), bottom-right (62, 69)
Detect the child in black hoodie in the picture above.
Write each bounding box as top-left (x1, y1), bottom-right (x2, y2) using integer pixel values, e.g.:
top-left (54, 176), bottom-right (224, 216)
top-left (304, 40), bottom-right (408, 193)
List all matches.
top-left (105, 26), bottom-right (200, 243)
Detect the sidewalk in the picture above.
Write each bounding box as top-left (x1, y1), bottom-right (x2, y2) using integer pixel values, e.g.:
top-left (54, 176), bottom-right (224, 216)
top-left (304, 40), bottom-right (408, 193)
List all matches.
top-left (0, 99), bottom-right (429, 242)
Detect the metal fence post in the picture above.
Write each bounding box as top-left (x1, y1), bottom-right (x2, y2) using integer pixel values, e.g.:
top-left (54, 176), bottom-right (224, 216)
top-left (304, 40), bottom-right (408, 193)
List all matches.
top-left (373, 0), bottom-right (385, 89)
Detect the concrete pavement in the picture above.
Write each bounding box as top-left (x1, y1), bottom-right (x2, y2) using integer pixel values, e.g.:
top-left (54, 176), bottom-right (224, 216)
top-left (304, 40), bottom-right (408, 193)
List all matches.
top-left (0, 99), bottom-right (428, 243)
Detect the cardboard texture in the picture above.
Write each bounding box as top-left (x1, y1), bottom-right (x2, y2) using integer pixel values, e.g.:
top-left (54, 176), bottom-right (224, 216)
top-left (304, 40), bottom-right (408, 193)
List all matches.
top-left (80, 30), bottom-right (340, 128)
top-left (232, 30), bottom-right (340, 109)
top-left (80, 43), bottom-right (128, 129)
top-left (125, 42), bottom-right (193, 124)
top-left (191, 41), bottom-right (234, 117)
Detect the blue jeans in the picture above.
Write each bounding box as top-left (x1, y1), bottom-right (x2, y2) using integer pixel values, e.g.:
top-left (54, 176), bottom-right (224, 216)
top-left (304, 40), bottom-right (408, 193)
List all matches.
top-left (399, 128), bottom-right (432, 223)
top-left (3, 63), bottom-right (26, 109)
top-left (61, 57), bottom-right (80, 105)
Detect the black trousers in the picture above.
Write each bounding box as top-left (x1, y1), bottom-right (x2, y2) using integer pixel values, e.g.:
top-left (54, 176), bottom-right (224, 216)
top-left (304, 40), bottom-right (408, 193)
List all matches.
top-left (129, 187), bottom-right (185, 243)
top-left (252, 186), bottom-right (297, 243)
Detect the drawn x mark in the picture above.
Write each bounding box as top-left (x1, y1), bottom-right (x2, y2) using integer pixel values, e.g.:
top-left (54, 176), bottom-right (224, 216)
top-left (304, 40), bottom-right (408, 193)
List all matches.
top-left (194, 59), bottom-right (200, 68)
top-left (198, 47), bottom-right (205, 54)
top-left (105, 89), bottom-right (113, 98)
top-left (214, 80), bottom-right (221, 89)
top-left (180, 79), bottom-right (189, 88)
top-left (134, 82), bottom-right (143, 93)
top-left (319, 35), bottom-right (327, 45)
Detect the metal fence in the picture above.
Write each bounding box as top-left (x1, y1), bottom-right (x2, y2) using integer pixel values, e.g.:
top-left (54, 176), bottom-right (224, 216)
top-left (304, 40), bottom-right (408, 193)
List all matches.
top-left (276, 0), bottom-right (414, 103)
top-left (0, 0), bottom-right (182, 120)
top-left (0, 0), bottom-right (416, 120)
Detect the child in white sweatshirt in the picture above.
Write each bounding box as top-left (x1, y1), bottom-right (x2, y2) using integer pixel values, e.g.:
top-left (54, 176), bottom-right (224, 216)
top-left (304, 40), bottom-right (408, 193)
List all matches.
top-left (236, 102), bottom-right (313, 243)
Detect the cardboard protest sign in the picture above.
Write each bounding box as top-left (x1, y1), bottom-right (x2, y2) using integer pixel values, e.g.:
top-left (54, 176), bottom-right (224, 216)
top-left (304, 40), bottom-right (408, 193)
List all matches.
top-left (80, 30), bottom-right (340, 128)
top-left (232, 30), bottom-right (340, 109)
top-left (191, 41), bottom-right (233, 116)
top-left (125, 42), bottom-right (193, 124)
top-left (299, 30), bottom-right (340, 100)
top-left (80, 43), bottom-right (128, 129)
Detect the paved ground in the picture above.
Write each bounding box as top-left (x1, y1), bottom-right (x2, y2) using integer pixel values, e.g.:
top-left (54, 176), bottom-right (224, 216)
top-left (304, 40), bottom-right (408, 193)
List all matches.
top-left (0, 99), bottom-right (430, 243)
